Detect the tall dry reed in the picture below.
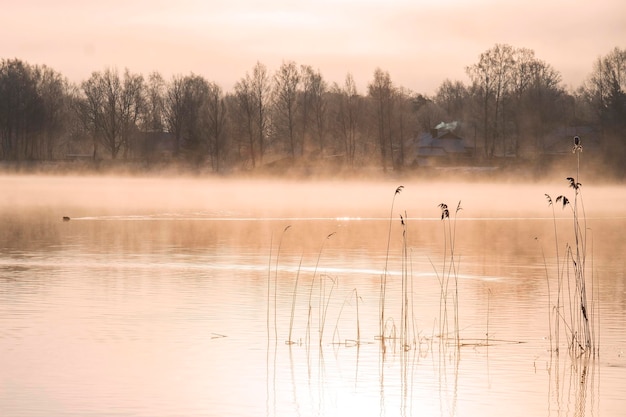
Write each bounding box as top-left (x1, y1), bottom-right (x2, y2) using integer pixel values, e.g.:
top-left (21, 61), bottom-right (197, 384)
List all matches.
top-left (544, 136), bottom-right (597, 357)
top-left (435, 201), bottom-right (462, 350)
top-left (379, 185), bottom-right (403, 343)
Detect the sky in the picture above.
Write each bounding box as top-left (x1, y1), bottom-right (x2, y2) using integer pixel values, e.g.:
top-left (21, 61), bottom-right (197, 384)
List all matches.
top-left (2, 0), bottom-right (625, 95)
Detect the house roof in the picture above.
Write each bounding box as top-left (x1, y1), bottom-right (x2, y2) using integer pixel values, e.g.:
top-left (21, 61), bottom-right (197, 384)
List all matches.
top-left (417, 130), bottom-right (469, 155)
top-left (435, 121), bottom-right (459, 131)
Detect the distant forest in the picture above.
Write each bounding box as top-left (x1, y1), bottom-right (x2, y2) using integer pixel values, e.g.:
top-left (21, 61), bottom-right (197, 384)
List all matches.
top-left (0, 44), bottom-right (624, 178)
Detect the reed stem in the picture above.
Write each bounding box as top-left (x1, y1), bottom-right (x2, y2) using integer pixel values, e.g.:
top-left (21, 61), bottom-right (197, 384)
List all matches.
top-left (380, 186), bottom-right (403, 342)
top-left (286, 256), bottom-right (303, 345)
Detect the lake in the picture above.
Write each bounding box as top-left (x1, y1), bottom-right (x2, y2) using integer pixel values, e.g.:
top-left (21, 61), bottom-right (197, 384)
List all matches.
top-left (0, 175), bottom-right (624, 417)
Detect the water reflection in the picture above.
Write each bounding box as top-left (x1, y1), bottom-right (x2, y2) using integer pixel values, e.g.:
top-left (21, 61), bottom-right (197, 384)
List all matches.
top-left (0, 177), bottom-right (624, 416)
top-left (258, 217), bottom-right (616, 417)
top-left (263, 338), bottom-right (604, 417)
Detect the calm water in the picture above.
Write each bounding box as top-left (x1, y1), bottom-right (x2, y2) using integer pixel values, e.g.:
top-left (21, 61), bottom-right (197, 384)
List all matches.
top-left (0, 175), bottom-right (625, 417)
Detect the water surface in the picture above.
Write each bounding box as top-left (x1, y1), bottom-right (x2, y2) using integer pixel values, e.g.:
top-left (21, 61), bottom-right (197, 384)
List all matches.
top-left (1, 175), bottom-right (624, 417)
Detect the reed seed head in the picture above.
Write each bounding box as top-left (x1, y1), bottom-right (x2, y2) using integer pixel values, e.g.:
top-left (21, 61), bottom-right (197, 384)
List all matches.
top-left (566, 177), bottom-right (581, 190)
top-left (438, 203), bottom-right (449, 220)
top-left (395, 185), bottom-right (404, 195)
top-left (555, 195), bottom-right (569, 208)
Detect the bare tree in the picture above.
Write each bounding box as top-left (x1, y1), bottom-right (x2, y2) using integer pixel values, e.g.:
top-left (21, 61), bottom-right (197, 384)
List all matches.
top-left (34, 65), bottom-right (72, 159)
top-left (582, 46), bottom-right (626, 172)
top-left (331, 73), bottom-right (362, 167)
top-left (305, 67), bottom-right (328, 154)
top-left (206, 82), bottom-right (228, 172)
top-left (80, 68), bottom-right (145, 159)
top-left (392, 87), bottom-right (415, 169)
top-left (583, 47), bottom-right (626, 130)
top-left (79, 69), bottom-right (118, 159)
top-left (411, 94), bottom-right (444, 137)
top-left (0, 59), bottom-right (44, 160)
top-left (251, 62), bottom-right (272, 165)
top-left (466, 43), bottom-right (515, 158)
top-left (435, 79), bottom-right (468, 121)
top-left (144, 72), bottom-right (166, 133)
top-left (164, 73), bottom-right (222, 165)
top-left (513, 56), bottom-right (563, 156)
top-left (536, 63), bottom-right (566, 150)
top-left (299, 65), bottom-right (314, 154)
top-left (164, 75), bottom-right (187, 158)
top-left (232, 62), bottom-right (272, 168)
top-left (273, 61), bottom-right (300, 159)
top-left (180, 75), bottom-right (210, 163)
top-left (119, 70), bottom-right (146, 159)
top-left (233, 76), bottom-right (257, 167)
top-left (0, 61), bottom-right (73, 161)
top-left (368, 68), bottom-right (395, 171)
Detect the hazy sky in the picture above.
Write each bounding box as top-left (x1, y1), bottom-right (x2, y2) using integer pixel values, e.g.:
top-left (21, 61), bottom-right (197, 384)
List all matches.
top-left (3, 0), bottom-right (625, 94)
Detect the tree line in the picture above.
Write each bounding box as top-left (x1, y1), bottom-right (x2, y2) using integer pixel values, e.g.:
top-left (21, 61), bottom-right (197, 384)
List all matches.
top-left (0, 44), bottom-right (624, 175)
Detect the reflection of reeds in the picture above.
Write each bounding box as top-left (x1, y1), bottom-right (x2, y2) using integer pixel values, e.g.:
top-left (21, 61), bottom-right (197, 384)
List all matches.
top-left (274, 225), bottom-right (291, 341)
top-left (260, 174), bottom-right (606, 417)
top-left (319, 274), bottom-right (337, 345)
top-left (305, 232), bottom-right (335, 349)
top-left (267, 226), bottom-right (291, 345)
top-left (548, 345), bottom-right (599, 416)
top-left (486, 288), bottom-right (491, 347)
top-left (272, 187), bottom-right (471, 356)
top-left (286, 256), bottom-right (303, 345)
top-left (333, 288), bottom-right (361, 346)
top-left (267, 234), bottom-right (273, 344)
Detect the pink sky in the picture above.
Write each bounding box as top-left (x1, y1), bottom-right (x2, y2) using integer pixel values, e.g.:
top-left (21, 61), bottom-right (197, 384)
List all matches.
top-left (3, 0), bottom-right (625, 94)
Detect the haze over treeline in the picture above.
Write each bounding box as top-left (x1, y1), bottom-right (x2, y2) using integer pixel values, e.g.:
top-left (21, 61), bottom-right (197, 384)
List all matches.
top-left (1, 44), bottom-right (624, 179)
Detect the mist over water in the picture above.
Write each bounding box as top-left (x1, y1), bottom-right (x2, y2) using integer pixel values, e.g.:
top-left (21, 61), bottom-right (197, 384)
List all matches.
top-left (3, 173), bottom-right (622, 218)
top-left (1, 174), bottom-right (624, 417)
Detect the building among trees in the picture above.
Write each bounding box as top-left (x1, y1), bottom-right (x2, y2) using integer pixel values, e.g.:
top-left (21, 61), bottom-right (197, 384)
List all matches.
top-left (413, 121), bottom-right (473, 167)
top-left (0, 44), bottom-right (624, 178)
